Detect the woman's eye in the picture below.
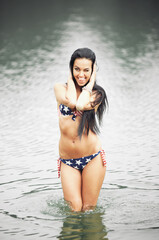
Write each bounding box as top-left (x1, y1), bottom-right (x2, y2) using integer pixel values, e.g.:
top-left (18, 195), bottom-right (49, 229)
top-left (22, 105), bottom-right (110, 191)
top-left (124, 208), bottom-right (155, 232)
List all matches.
top-left (74, 68), bottom-right (79, 71)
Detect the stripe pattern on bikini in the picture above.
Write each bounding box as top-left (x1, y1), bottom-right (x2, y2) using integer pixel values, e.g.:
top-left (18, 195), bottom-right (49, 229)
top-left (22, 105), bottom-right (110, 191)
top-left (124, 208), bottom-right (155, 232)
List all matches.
top-left (57, 158), bottom-right (61, 178)
top-left (100, 149), bottom-right (106, 167)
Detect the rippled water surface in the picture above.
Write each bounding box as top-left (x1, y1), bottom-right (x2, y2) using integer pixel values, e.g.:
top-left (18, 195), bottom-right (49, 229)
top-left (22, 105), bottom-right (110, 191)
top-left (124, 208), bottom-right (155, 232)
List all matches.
top-left (0, 0), bottom-right (159, 239)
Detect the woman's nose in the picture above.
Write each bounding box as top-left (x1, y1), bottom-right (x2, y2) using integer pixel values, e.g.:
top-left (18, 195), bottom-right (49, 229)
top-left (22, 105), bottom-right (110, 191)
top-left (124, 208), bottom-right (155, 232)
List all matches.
top-left (79, 71), bottom-right (84, 77)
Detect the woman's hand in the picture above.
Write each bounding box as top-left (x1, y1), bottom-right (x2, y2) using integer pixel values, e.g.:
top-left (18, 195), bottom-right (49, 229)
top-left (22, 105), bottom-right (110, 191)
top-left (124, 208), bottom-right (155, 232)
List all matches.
top-left (66, 70), bottom-right (77, 108)
top-left (90, 63), bottom-right (96, 85)
top-left (68, 70), bottom-right (73, 82)
top-left (84, 62), bottom-right (96, 92)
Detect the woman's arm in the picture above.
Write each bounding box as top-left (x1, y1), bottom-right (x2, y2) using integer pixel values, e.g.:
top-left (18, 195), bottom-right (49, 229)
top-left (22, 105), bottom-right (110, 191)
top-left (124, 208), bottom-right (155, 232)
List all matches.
top-left (65, 72), bottom-right (77, 107)
top-left (76, 64), bottom-right (96, 111)
top-left (54, 72), bottom-right (77, 109)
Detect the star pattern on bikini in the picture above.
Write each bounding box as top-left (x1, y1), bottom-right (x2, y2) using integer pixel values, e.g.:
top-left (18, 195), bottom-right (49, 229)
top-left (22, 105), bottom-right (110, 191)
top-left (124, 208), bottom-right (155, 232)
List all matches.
top-left (76, 160), bottom-right (82, 165)
top-left (59, 104), bottom-right (83, 121)
top-left (67, 161), bottom-right (71, 165)
top-left (60, 151), bottom-right (101, 173)
top-left (86, 158), bottom-right (91, 163)
top-left (63, 106), bottom-right (69, 113)
top-left (58, 150), bottom-right (106, 178)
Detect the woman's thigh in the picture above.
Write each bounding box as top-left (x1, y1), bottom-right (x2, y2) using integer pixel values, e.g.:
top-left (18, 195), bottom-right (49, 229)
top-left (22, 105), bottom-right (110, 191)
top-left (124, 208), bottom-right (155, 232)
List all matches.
top-left (82, 154), bottom-right (106, 208)
top-left (60, 162), bottom-right (82, 207)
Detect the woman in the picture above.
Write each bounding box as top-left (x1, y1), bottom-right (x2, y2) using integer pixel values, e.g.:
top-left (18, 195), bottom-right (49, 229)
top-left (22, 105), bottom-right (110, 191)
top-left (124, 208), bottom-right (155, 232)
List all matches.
top-left (54, 48), bottom-right (108, 211)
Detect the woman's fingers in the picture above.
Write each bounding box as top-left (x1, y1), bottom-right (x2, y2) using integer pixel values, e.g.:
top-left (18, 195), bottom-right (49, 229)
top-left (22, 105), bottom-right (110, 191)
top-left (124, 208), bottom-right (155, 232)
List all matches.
top-left (69, 71), bottom-right (72, 79)
top-left (90, 63), bottom-right (96, 83)
top-left (93, 62), bottom-right (97, 72)
top-left (68, 71), bottom-right (74, 83)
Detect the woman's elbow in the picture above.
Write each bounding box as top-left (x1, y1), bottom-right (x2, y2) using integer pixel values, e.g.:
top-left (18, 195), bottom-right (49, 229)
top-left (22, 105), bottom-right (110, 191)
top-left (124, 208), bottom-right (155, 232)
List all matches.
top-left (53, 83), bottom-right (61, 94)
top-left (76, 103), bottom-right (84, 111)
top-left (68, 99), bottom-right (76, 109)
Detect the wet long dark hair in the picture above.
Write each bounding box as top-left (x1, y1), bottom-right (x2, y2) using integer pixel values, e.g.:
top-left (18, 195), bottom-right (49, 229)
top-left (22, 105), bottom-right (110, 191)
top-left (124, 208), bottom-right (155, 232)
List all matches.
top-left (69, 48), bottom-right (108, 138)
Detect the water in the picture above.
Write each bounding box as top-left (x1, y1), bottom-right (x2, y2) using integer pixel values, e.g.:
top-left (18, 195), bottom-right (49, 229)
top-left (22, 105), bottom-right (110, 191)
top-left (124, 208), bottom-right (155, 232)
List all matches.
top-left (0, 0), bottom-right (159, 239)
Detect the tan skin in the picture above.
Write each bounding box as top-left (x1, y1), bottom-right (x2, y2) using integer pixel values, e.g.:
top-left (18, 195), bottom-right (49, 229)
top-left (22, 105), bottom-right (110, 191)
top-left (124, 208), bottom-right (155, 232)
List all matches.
top-left (54, 58), bottom-right (106, 211)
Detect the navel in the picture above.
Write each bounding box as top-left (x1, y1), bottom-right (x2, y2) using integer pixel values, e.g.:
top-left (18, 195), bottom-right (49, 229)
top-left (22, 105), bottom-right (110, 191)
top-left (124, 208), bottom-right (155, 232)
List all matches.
top-left (72, 139), bottom-right (76, 144)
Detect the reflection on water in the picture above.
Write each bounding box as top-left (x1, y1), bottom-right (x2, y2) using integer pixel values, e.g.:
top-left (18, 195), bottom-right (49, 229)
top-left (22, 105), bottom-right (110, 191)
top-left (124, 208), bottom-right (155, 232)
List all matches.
top-left (58, 211), bottom-right (108, 240)
top-left (0, 0), bottom-right (159, 239)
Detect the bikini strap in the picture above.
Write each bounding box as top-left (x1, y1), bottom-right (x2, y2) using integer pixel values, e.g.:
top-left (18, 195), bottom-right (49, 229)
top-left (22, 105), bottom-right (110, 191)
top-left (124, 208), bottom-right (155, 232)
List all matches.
top-left (72, 110), bottom-right (83, 121)
top-left (100, 149), bottom-right (106, 167)
top-left (57, 158), bottom-right (61, 178)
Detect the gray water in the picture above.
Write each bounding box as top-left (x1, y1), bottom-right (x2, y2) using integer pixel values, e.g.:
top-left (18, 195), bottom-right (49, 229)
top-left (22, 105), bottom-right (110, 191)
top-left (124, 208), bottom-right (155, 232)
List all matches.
top-left (0, 0), bottom-right (159, 239)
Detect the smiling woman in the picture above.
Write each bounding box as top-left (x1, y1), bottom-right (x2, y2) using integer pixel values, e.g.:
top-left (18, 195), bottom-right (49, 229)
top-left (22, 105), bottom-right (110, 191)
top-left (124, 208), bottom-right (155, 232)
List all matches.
top-left (73, 58), bottom-right (92, 86)
top-left (54, 48), bottom-right (108, 211)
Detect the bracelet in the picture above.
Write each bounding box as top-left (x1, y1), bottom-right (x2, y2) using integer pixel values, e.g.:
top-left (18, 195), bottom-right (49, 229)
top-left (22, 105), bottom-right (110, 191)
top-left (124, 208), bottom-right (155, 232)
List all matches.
top-left (82, 86), bottom-right (92, 94)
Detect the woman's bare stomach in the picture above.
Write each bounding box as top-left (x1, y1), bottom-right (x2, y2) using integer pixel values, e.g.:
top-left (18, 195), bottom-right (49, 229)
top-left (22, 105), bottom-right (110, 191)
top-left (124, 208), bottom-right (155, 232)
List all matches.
top-left (59, 132), bottom-right (102, 159)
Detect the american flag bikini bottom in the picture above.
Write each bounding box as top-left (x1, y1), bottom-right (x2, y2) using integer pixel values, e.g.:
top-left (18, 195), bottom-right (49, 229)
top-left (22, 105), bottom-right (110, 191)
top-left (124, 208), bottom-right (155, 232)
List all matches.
top-left (57, 149), bottom-right (106, 178)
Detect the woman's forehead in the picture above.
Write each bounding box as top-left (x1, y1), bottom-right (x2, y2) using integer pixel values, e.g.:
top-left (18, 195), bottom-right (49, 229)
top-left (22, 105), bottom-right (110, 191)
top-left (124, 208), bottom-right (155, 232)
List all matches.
top-left (74, 58), bottom-right (92, 68)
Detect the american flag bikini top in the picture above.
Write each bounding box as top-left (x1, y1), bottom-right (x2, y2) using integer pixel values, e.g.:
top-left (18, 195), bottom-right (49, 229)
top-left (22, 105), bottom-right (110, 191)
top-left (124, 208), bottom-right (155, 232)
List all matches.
top-left (59, 104), bottom-right (83, 121)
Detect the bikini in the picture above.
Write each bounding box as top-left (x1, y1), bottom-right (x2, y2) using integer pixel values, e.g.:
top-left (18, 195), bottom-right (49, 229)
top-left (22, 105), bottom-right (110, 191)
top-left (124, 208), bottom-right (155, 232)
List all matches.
top-left (57, 104), bottom-right (106, 178)
top-left (59, 104), bottom-right (83, 121)
top-left (57, 150), bottom-right (106, 178)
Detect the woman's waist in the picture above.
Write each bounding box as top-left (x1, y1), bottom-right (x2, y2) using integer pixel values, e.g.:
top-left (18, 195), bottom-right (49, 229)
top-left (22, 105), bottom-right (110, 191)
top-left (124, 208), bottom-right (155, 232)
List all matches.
top-left (59, 134), bottom-right (101, 159)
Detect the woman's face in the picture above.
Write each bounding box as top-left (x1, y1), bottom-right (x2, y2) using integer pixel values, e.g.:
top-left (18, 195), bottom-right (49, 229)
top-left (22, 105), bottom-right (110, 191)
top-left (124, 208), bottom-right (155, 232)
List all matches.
top-left (73, 58), bottom-right (92, 86)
